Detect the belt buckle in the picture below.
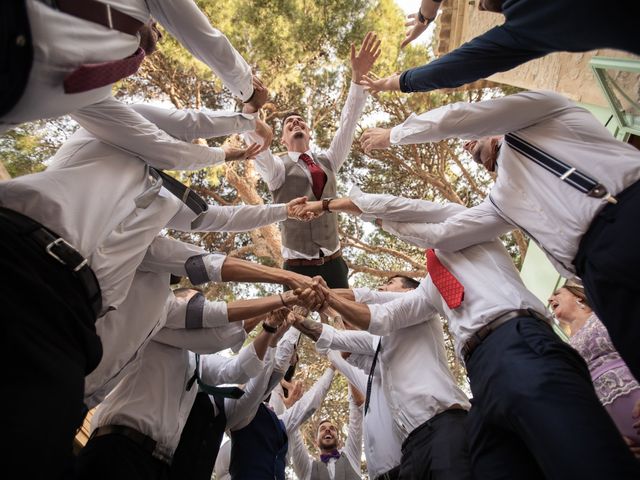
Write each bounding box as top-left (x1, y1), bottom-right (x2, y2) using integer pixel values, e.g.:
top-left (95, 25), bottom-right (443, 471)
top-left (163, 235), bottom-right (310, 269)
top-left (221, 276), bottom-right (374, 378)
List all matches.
top-left (46, 237), bottom-right (88, 272)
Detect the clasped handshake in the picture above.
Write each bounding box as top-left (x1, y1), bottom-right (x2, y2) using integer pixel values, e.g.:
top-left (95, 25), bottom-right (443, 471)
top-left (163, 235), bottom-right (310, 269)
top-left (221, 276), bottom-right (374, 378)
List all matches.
top-left (285, 197), bottom-right (330, 222)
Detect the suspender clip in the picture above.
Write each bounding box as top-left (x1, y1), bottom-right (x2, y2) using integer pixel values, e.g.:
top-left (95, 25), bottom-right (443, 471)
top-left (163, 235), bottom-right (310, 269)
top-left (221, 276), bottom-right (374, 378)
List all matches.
top-left (587, 184), bottom-right (617, 204)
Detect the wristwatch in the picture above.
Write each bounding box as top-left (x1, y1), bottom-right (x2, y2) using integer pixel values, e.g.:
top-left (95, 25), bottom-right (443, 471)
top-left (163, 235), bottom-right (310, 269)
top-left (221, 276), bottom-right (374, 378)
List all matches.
top-left (262, 321), bottom-right (278, 334)
top-left (322, 198), bottom-right (333, 213)
top-left (417, 9), bottom-right (435, 25)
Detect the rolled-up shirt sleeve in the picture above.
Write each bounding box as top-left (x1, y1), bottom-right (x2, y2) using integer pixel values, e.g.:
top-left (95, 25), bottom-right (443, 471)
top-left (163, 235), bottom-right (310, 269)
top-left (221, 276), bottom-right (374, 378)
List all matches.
top-left (316, 324), bottom-right (377, 356)
top-left (153, 322), bottom-right (246, 354)
top-left (368, 281), bottom-right (438, 335)
top-left (200, 343), bottom-right (264, 385)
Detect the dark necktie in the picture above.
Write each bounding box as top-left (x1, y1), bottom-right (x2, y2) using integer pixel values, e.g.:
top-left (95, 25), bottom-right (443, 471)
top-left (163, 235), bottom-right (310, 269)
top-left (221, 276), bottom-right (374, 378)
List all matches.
top-left (299, 153), bottom-right (327, 200)
top-left (364, 339), bottom-right (382, 415)
top-left (320, 449), bottom-right (341, 464)
top-left (63, 47), bottom-right (145, 94)
top-left (186, 354), bottom-right (245, 399)
top-left (426, 248), bottom-right (464, 309)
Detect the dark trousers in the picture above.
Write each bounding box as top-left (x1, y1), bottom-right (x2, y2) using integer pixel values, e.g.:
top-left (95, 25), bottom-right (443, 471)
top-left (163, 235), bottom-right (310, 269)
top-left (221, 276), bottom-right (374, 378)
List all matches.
top-left (466, 316), bottom-right (640, 480)
top-left (170, 393), bottom-right (226, 480)
top-left (76, 434), bottom-right (170, 480)
top-left (0, 220), bottom-right (102, 480)
top-left (0, 0), bottom-right (32, 117)
top-left (574, 179), bottom-right (640, 381)
top-left (283, 255), bottom-right (349, 289)
top-left (398, 409), bottom-right (471, 480)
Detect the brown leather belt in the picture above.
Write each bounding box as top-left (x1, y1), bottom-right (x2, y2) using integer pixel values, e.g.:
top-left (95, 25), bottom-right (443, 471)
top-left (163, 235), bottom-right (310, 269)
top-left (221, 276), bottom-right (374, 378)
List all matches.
top-left (91, 424), bottom-right (157, 455)
top-left (43, 0), bottom-right (144, 36)
top-left (462, 308), bottom-right (551, 363)
top-left (284, 250), bottom-right (342, 267)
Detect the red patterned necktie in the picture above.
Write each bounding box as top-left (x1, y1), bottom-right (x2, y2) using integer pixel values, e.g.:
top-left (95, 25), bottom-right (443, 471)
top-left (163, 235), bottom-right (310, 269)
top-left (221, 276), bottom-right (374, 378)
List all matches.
top-left (63, 47), bottom-right (146, 94)
top-left (426, 248), bottom-right (464, 309)
top-left (299, 153), bottom-right (327, 200)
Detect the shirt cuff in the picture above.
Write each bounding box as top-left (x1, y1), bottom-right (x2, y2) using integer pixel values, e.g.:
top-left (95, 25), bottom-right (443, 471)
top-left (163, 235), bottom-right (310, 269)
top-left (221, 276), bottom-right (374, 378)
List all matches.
top-left (315, 323), bottom-right (336, 355)
top-left (269, 204), bottom-right (289, 223)
top-left (399, 70), bottom-right (411, 93)
top-left (366, 304), bottom-right (388, 336)
top-left (202, 300), bottom-right (229, 328)
top-left (185, 253), bottom-right (226, 284)
top-left (352, 287), bottom-right (373, 304)
top-left (209, 147), bottom-right (226, 165)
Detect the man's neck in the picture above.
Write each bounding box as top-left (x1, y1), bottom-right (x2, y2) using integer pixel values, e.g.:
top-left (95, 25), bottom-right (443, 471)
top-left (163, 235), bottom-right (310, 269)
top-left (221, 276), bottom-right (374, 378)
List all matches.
top-left (288, 140), bottom-right (310, 154)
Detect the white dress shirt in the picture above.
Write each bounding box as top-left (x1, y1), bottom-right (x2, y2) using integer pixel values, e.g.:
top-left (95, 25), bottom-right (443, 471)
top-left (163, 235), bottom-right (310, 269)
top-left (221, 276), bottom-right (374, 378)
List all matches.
top-left (389, 90), bottom-right (640, 277)
top-left (2, 0), bottom-right (253, 130)
top-left (317, 310), bottom-right (470, 443)
top-left (327, 350), bottom-right (400, 480)
top-left (351, 190), bottom-right (549, 360)
top-left (91, 339), bottom-right (263, 461)
top-left (289, 373), bottom-right (363, 480)
top-left (224, 328), bottom-right (302, 431)
top-left (244, 82), bottom-right (368, 259)
top-left (84, 237), bottom-right (244, 409)
top-left (0, 106), bottom-right (284, 313)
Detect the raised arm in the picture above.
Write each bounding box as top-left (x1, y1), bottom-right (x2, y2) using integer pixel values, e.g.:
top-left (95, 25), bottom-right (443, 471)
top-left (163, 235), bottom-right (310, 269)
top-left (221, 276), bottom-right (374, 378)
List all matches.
top-left (399, 28), bottom-right (545, 93)
top-left (71, 97), bottom-right (226, 170)
top-left (130, 104), bottom-right (256, 141)
top-left (343, 385), bottom-right (364, 475)
top-left (323, 33), bottom-right (379, 171)
top-left (379, 199), bottom-right (513, 251)
top-left (280, 367), bottom-right (336, 433)
top-left (148, 0), bottom-right (254, 102)
top-left (199, 343), bottom-right (265, 386)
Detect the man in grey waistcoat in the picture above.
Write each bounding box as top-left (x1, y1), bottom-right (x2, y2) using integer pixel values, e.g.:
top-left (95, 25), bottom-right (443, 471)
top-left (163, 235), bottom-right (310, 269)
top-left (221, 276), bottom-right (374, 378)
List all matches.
top-left (240, 32), bottom-right (381, 288)
top-left (289, 382), bottom-right (365, 480)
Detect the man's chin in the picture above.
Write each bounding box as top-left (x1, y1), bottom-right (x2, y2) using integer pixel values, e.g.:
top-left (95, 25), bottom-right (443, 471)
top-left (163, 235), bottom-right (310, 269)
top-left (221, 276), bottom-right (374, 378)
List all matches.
top-left (293, 132), bottom-right (305, 139)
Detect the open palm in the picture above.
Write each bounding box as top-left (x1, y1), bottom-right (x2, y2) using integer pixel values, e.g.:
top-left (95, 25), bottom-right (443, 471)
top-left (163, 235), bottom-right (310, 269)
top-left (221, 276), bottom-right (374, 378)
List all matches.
top-left (351, 31), bottom-right (381, 84)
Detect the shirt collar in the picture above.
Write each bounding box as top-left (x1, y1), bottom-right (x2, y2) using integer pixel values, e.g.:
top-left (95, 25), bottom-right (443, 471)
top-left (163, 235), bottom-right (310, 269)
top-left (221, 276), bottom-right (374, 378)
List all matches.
top-left (288, 150), bottom-right (313, 162)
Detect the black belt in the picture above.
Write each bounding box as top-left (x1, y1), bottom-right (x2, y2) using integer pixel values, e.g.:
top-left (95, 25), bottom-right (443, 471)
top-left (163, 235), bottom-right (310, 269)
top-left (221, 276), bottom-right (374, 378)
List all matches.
top-left (0, 207), bottom-right (102, 317)
top-left (91, 424), bottom-right (158, 456)
top-left (462, 308), bottom-right (551, 363)
top-left (375, 465), bottom-right (400, 480)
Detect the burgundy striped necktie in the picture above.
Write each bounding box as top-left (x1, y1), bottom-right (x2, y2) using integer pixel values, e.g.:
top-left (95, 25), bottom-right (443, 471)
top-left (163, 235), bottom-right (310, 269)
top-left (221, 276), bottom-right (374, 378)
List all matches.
top-left (426, 248), bottom-right (464, 309)
top-left (63, 47), bottom-right (145, 94)
top-left (299, 153), bottom-right (327, 200)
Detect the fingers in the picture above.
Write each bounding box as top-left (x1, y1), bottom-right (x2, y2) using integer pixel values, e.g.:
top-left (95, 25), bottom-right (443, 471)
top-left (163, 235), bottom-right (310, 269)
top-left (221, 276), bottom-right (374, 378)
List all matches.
top-left (244, 142), bottom-right (262, 159)
top-left (360, 31), bottom-right (373, 54)
top-left (253, 76), bottom-right (265, 90)
top-left (632, 399), bottom-right (640, 418)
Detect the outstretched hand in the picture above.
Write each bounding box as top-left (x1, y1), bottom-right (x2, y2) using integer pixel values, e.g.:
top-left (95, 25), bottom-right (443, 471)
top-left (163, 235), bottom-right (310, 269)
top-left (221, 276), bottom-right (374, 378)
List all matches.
top-left (244, 75), bottom-right (270, 113)
top-left (287, 197), bottom-right (321, 222)
top-left (360, 73), bottom-right (401, 94)
top-left (351, 32), bottom-right (381, 85)
top-left (360, 127), bottom-right (392, 154)
top-left (401, 13), bottom-right (429, 49)
top-left (279, 379), bottom-right (304, 408)
top-left (223, 142), bottom-right (262, 161)
top-left (288, 199), bottom-right (324, 221)
top-left (254, 117), bottom-right (273, 152)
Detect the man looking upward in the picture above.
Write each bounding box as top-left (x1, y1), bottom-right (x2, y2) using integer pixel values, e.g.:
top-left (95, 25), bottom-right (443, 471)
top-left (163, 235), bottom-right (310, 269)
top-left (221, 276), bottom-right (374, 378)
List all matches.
top-left (241, 33), bottom-right (380, 288)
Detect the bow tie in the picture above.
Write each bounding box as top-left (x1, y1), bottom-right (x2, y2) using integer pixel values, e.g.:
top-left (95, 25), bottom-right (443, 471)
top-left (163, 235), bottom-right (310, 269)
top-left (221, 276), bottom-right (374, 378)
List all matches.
top-left (320, 450), bottom-right (341, 463)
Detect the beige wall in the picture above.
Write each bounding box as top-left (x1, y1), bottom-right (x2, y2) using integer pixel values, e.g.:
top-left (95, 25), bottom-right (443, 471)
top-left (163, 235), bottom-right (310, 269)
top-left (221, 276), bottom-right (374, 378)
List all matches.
top-left (435, 0), bottom-right (639, 106)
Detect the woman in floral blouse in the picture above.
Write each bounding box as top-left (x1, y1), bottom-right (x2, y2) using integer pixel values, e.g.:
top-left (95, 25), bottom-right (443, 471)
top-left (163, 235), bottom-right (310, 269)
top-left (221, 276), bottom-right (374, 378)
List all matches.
top-left (549, 281), bottom-right (640, 457)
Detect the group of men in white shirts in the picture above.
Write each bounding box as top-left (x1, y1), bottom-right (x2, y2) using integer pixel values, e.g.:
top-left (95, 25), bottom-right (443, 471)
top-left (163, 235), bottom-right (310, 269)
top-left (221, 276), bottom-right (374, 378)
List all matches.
top-left (2, 0), bottom-right (640, 479)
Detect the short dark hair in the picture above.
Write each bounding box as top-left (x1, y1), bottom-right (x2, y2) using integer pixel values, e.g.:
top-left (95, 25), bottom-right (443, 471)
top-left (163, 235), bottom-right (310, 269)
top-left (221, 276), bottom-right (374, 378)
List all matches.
top-left (316, 418), bottom-right (334, 434)
top-left (172, 287), bottom-right (203, 299)
top-left (390, 275), bottom-right (420, 290)
top-left (282, 111), bottom-right (305, 126)
top-left (480, 0), bottom-right (504, 12)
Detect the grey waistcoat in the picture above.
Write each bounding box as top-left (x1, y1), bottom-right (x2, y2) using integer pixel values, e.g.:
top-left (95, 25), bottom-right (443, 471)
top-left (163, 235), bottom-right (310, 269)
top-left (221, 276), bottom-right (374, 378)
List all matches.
top-left (310, 455), bottom-right (361, 480)
top-left (271, 153), bottom-right (339, 257)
